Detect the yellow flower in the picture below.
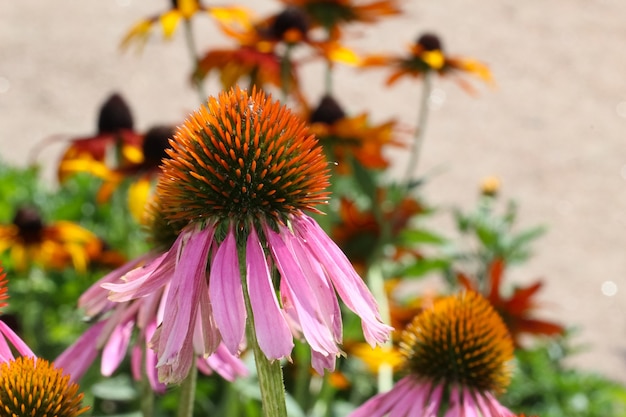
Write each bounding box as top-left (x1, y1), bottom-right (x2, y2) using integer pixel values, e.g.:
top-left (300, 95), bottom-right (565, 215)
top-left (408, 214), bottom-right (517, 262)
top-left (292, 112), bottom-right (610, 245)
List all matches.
top-left (0, 207), bottom-right (102, 273)
top-left (0, 356), bottom-right (89, 417)
top-left (121, 0), bottom-right (249, 50)
top-left (362, 32), bottom-right (493, 93)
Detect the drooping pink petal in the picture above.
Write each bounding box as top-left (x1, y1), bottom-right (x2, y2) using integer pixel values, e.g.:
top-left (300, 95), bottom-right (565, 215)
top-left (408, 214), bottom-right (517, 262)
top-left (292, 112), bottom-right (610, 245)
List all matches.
top-left (141, 321), bottom-right (166, 393)
top-left (264, 224), bottom-right (338, 357)
top-left (154, 226), bottom-right (213, 383)
top-left (193, 279), bottom-right (221, 357)
top-left (54, 321), bottom-right (106, 382)
top-left (292, 215), bottom-right (392, 346)
top-left (104, 246), bottom-right (177, 302)
top-left (311, 349), bottom-right (337, 375)
top-left (475, 391), bottom-right (515, 417)
top-left (209, 228), bottom-right (246, 355)
top-left (198, 343), bottom-right (249, 382)
top-left (80, 252), bottom-right (156, 316)
top-left (348, 376), bottom-right (417, 417)
top-left (102, 319), bottom-right (135, 376)
top-left (0, 321), bottom-right (34, 362)
top-left (246, 227), bottom-right (293, 360)
top-left (283, 224), bottom-right (342, 344)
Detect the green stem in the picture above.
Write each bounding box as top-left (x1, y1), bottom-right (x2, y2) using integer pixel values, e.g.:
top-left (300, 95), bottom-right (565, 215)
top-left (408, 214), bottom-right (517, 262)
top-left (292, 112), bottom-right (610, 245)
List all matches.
top-left (182, 18), bottom-right (207, 102)
top-left (239, 249), bottom-right (288, 417)
top-left (139, 371), bottom-right (155, 417)
top-left (280, 45), bottom-right (294, 102)
top-left (403, 71), bottom-right (433, 185)
top-left (294, 341), bottom-right (311, 410)
top-left (177, 366), bottom-right (197, 417)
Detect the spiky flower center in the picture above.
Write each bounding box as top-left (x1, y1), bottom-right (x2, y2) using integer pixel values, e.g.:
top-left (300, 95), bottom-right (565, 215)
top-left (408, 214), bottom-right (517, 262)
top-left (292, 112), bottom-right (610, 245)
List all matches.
top-left (0, 357), bottom-right (89, 417)
top-left (399, 291), bottom-right (514, 393)
top-left (157, 88), bottom-right (330, 228)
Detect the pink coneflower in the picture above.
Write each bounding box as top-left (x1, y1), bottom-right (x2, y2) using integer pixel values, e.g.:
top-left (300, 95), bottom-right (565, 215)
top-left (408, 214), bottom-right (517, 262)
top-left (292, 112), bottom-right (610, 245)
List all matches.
top-left (0, 268), bottom-right (34, 362)
top-left (104, 87), bottom-right (391, 383)
top-left (56, 204), bottom-right (248, 391)
top-left (349, 291), bottom-right (516, 417)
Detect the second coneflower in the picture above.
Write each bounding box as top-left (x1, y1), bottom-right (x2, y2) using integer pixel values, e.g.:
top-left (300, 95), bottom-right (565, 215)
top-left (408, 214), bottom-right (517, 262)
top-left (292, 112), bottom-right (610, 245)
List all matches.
top-left (350, 291), bottom-right (517, 417)
top-left (105, 87), bottom-right (391, 383)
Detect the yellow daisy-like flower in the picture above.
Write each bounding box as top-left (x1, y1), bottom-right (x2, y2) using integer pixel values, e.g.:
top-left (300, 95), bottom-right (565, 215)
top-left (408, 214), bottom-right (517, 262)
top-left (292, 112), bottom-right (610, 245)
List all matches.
top-left (0, 207), bottom-right (102, 273)
top-left (121, 0), bottom-right (249, 50)
top-left (0, 356), bottom-right (89, 417)
top-left (362, 32), bottom-right (493, 94)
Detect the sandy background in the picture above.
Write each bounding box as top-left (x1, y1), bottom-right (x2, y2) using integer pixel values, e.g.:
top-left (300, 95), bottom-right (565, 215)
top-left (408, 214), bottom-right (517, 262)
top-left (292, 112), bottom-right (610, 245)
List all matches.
top-left (1, 1), bottom-right (625, 383)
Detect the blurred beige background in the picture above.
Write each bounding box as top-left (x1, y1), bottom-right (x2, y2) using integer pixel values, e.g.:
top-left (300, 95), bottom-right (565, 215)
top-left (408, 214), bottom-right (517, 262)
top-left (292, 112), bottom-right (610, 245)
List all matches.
top-left (1, 1), bottom-right (625, 383)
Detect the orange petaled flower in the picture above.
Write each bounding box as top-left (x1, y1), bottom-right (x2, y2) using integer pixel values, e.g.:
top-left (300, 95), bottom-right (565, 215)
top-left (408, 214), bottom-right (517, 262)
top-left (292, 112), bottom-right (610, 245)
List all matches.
top-left (0, 356), bottom-right (89, 417)
top-left (198, 7), bottom-right (358, 93)
top-left (349, 291), bottom-right (517, 417)
top-left (361, 32), bottom-right (493, 94)
top-left (57, 93), bottom-right (143, 183)
top-left (0, 207), bottom-right (102, 273)
top-left (308, 95), bottom-right (402, 174)
top-left (281, 0), bottom-right (401, 33)
top-left (331, 192), bottom-right (422, 272)
top-left (121, 0), bottom-right (248, 50)
top-left (458, 258), bottom-right (564, 347)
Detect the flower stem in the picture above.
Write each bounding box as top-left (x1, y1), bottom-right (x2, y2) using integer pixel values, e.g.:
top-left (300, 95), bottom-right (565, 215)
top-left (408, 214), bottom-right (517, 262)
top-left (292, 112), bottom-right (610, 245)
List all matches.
top-left (177, 366), bottom-right (197, 417)
top-left (403, 71), bottom-right (433, 185)
top-left (182, 18), bottom-right (207, 102)
top-left (366, 262), bottom-right (393, 393)
top-left (280, 45), bottom-right (294, 102)
top-left (140, 372), bottom-right (155, 417)
top-left (239, 249), bottom-right (288, 417)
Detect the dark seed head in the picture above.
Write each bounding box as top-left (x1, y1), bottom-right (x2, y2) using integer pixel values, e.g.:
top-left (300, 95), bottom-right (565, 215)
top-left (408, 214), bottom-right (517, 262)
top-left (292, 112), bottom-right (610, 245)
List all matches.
top-left (310, 95), bottom-right (346, 125)
top-left (416, 33), bottom-right (443, 52)
top-left (97, 93), bottom-right (134, 134)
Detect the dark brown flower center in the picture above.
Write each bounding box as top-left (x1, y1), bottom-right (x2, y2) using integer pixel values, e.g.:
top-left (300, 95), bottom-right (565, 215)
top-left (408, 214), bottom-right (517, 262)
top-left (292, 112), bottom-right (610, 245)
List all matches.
top-left (97, 93), bottom-right (134, 134)
top-left (310, 95), bottom-right (346, 125)
top-left (13, 207), bottom-right (44, 244)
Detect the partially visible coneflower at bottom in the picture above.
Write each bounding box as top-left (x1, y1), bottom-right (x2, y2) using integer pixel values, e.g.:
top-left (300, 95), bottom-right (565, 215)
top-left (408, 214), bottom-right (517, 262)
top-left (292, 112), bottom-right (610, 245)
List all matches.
top-left (350, 291), bottom-right (517, 417)
top-left (0, 267), bottom-right (34, 362)
top-left (0, 356), bottom-right (89, 417)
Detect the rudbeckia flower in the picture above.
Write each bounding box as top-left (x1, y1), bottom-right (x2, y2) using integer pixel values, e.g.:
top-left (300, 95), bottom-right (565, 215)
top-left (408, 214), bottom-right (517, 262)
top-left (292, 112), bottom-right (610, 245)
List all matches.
top-left (0, 207), bottom-right (102, 273)
top-left (121, 0), bottom-right (249, 50)
top-left (350, 291), bottom-right (519, 417)
top-left (0, 356), bottom-right (89, 417)
top-left (361, 32), bottom-right (493, 93)
top-left (56, 201), bottom-right (248, 391)
top-left (308, 95), bottom-right (402, 174)
top-left (56, 93), bottom-right (143, 183)
top-left (281, 0), bottom-right (401, 33)
top-left (197, 7), bottom-right (358, 95)
top-left (458, 259), bottom-right (564, 347)
top-left (104, 88), bottom-right (391, 383)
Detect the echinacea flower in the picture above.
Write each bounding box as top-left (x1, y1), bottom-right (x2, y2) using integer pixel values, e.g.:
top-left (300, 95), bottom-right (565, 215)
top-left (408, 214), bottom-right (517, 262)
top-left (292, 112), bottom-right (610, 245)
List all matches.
top-left (56, 93), bottom-right (143, 183)
top-left (458, 259), bottom-right (564, 347)
top-left (56, 200), bottom-right (247, 392)
top-left (104, 87), bottom-right (391, 383)
top-left (308, 95), bottom-right (402, 174)
top-left (361, 32), bottom-right (493, 93)
top-left (0, 356), bottom-right (89, 417)
top-left (0, 207), bottom-right (102, 273)
top-left (350, 291), bottom-right (516, 417)
top-left (0, 268), bottom-right (34, 362)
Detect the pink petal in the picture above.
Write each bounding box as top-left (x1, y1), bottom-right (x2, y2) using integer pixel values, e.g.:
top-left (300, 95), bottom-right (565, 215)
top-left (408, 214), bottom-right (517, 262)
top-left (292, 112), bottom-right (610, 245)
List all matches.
top-left (54, 321), bottom-right (106, 382)
top-left (311, 349), bottom-right (336, 374)
top-left (142, 321), bottom-right (166, 393)
top-left (193, 280), bottom-right (221, 357)
top-left (348, 376), bottom-right (416, 417)
top-left (80, 252), bottom-right (156, 316)
top-left (198, 343), bottom-right (249, 381)
top-left (101, 319), bottom-right (134, 376)
top-left (264, 224), bottom-right (338, 357)
top-left (476, 391), bottom-right (516, 417)
top-left (103, 248), bottom-right (175, 302)
top-left (292, 215), bottom-right (392, 346)
top-left (154, 226), bottom-right (213, 383)
top-left (246, 227), bottom-right (293, 360)
top-left (209, 228), bottom-right (246, 355)
top-left (0, 321), bottom-right (34, 362)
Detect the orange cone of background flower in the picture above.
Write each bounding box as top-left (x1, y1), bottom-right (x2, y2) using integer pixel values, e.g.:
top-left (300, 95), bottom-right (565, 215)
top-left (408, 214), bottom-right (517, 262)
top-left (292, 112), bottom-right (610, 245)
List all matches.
top-left (105, 87), bottom-right (391, 383)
